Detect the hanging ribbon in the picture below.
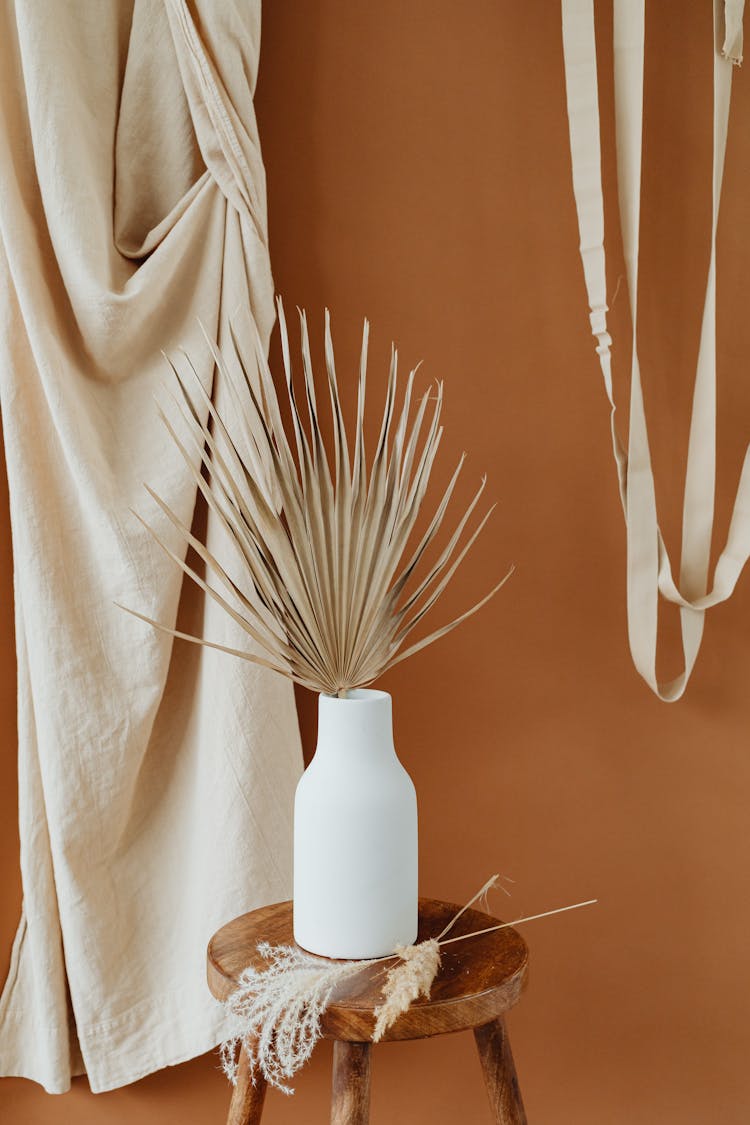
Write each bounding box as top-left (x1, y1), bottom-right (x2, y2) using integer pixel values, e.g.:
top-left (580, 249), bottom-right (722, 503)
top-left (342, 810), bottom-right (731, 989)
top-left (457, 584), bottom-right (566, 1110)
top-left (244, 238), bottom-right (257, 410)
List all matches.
top-left (561, 0), bottom-right (748, 701)
top-left (723, 0), bottom-right (745, 62)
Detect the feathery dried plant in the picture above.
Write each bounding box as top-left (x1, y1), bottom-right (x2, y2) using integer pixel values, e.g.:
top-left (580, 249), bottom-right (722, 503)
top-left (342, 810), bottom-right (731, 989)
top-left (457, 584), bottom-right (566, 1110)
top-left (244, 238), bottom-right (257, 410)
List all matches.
top-left (128, 301), bottom-right (511, 695)
top-left (221, 941), bottom-right (374, 1093)
top-left (371, 938), bottom-right (441, 1042)
top-left (218, 877), bottom-right (596, 1092)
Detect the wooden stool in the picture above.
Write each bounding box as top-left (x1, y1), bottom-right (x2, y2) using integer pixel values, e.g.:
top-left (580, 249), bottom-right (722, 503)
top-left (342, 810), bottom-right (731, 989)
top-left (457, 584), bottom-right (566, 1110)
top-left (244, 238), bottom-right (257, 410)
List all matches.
top-left (207, 898), bottom-right (529, 1124)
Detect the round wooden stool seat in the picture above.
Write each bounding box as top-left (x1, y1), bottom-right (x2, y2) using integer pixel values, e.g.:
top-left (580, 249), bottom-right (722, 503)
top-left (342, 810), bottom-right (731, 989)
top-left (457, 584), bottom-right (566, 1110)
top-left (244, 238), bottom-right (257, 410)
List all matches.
top-left (208, 897), bottom-right (528, 1041)
top-left (207, 897), bottom-right (529, 1124)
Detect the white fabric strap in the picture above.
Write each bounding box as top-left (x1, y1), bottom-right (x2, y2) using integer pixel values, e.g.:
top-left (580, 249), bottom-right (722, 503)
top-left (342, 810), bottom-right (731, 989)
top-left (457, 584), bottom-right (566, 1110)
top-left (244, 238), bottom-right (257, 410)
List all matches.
top-left (723, 0), bottom-right (745, 62)
top-left (561, 0), bottom-right (747, 701)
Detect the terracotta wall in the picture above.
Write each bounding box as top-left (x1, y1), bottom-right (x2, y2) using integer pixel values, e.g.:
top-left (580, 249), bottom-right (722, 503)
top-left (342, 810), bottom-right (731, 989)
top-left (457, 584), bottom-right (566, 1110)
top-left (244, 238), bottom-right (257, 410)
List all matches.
top-left (2, 1), bottom-right (750, 1122)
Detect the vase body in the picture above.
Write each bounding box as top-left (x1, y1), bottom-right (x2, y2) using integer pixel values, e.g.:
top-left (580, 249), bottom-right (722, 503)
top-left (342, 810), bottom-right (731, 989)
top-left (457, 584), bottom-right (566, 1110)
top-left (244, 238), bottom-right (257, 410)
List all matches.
top-left (293, 689), bottom-right (418, 959)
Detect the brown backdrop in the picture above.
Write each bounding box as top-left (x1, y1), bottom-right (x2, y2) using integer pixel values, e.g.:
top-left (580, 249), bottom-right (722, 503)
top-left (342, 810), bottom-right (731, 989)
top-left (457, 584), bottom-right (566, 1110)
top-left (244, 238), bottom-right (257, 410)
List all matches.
top-left (2, 1), bottom-right (750, 1122)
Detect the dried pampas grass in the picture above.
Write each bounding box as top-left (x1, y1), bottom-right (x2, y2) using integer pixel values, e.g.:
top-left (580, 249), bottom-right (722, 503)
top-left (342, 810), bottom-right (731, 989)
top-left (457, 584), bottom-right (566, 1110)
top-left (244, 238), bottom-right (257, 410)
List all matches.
top-left (221, 941), bottom-right (376, 1094)
top-left (124, 301), bottom-right (512, 695)
top-left (372, 938), bottom-right (441, 1042)
top-left (220, 877), bottom-right (597, 1093)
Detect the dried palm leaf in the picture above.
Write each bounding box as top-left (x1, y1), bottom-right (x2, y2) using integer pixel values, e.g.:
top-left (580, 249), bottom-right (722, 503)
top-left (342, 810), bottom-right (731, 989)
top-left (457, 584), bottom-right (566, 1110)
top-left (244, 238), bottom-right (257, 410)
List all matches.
top-left (123, 301), bottom-right (512, 695)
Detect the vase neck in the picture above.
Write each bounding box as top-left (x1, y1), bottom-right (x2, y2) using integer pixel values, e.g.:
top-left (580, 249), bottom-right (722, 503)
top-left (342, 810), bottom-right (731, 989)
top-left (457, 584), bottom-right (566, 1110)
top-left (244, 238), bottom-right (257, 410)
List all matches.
top-left (315, 690), bottom-right (395, 764)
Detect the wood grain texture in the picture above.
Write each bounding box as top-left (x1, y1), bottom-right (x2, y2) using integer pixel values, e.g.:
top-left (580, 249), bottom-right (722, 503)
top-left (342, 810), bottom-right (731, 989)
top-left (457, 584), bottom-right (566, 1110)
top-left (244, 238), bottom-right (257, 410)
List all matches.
top-left (226, 1047), bottom-right (267, 1125)
top-left (208, 898), bottom-right (528, 1042)
top-left (474, 1018), bottom-right (527, 1125)
top-left (330, 1041), bottom-right (371, 1125)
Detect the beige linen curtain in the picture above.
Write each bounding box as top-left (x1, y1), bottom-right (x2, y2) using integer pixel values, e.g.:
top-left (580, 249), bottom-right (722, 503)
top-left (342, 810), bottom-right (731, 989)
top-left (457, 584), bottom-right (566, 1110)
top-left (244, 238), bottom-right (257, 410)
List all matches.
top-left (0, 0), bottom-right (302, 1093)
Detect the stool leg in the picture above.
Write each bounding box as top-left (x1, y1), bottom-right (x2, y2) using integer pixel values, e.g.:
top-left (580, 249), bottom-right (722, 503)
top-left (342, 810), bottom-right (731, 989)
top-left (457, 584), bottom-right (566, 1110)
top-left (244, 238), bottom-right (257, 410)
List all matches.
top-left (330, 1041), bottom-right (371, 1125)
top-left (474, 1018), bottom-right (527, 1125)
top-left (227, 1046), bottom-right (267, 1125)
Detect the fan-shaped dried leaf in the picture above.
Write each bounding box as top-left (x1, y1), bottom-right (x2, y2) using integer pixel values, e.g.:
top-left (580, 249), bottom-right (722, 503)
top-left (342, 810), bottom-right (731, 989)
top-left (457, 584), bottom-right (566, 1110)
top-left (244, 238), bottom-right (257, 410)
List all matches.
top-left (124, 302), bottom-right (511, 694)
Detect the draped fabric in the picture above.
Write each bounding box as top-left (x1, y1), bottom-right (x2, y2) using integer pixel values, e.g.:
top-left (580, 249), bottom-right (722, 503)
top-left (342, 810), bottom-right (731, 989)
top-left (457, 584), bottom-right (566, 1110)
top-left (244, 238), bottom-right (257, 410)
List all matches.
top-left (561, 0), bottom-right (748, 700)
top-left (0, 0), bottom-right (302, 1092)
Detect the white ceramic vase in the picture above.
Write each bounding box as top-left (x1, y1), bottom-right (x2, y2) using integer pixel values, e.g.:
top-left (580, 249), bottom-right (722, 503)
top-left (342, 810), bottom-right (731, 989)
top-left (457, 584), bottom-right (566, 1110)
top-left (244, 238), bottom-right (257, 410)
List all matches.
top-left (293, 688), bottom-right (418, 959)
